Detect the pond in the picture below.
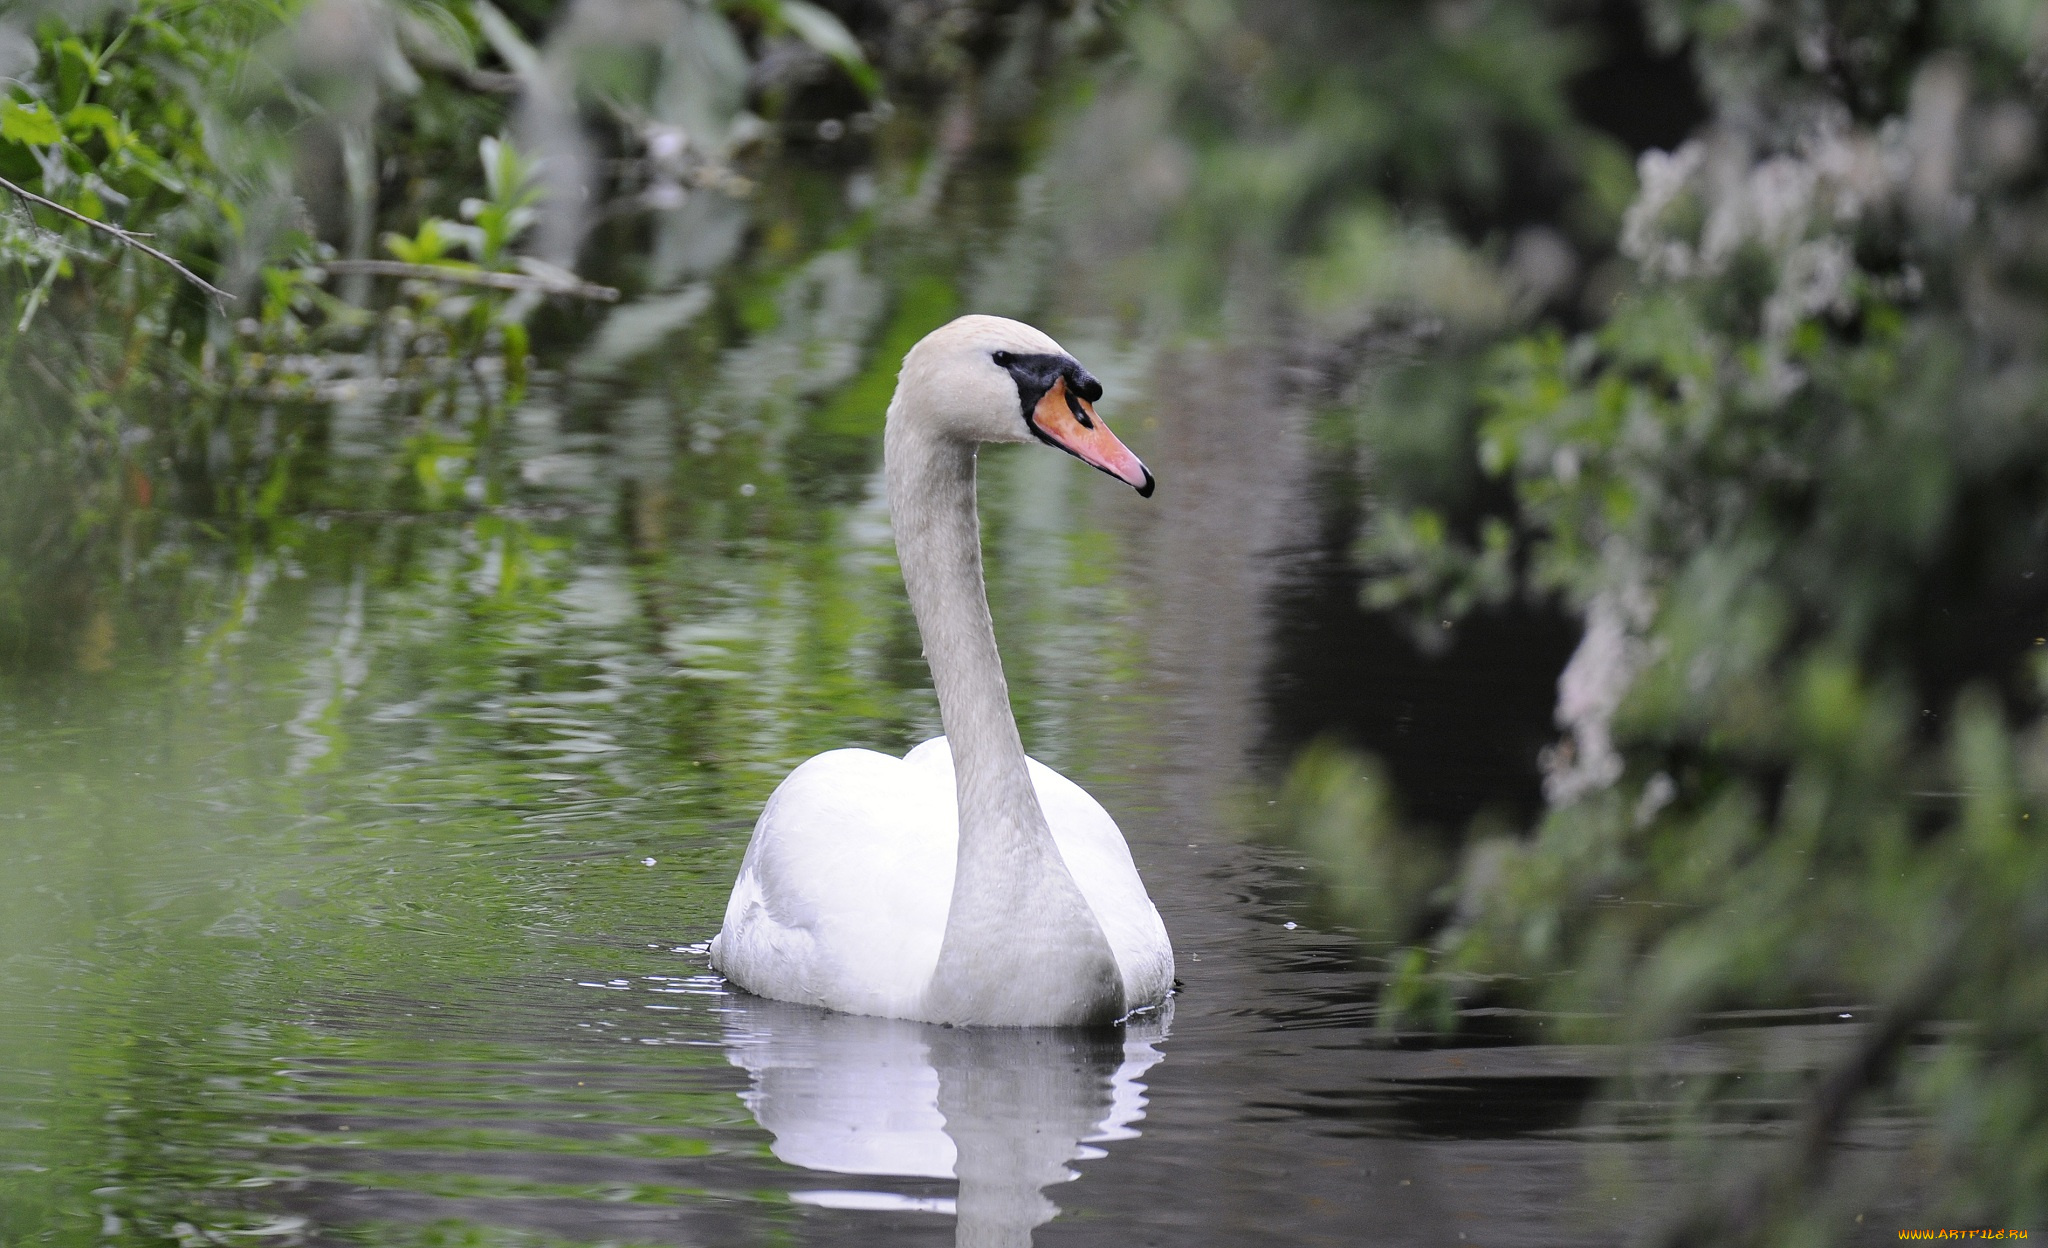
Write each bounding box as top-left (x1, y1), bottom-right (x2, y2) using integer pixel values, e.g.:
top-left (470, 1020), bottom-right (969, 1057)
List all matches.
top-left (0, 106), bottom-right (1920, 1248)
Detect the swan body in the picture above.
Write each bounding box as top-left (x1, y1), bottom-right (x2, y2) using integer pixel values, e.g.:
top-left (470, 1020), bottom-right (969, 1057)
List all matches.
top-left (710, 315), bottom-right (1172, 1027)
top-left (714, 739), bottom-right (1172, 1023)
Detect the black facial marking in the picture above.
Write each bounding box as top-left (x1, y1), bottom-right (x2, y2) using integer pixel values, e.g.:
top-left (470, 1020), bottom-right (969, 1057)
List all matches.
top-left (994, 351), bottom-right (1075, 424)
top-left (994, 351), bottom-right (1104, 428)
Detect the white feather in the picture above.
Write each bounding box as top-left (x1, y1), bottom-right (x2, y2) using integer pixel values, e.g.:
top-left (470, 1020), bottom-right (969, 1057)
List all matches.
top-left (711, 738), bottom-right (1172, 1019)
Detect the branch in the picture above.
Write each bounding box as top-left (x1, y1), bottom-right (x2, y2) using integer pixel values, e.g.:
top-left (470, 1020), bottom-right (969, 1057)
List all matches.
top-left (317, 259), bottom-right (620, 302)
top-left (0, 175), bottom-right (234, 306)
top-left (1655, 935), bottom-right (1960, 1248)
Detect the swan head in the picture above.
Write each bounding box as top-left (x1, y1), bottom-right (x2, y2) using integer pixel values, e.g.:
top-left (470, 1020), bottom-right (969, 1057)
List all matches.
top-left (893, 315), bottom-right (1154, 497)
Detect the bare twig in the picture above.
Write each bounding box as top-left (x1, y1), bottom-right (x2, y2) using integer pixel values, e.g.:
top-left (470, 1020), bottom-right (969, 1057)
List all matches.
top-left (317, 259), bottom-right (620, 302)
top-left (0, 174), bottom-right (234, 306)
top-left (454, 67), bottom-right (522, 95)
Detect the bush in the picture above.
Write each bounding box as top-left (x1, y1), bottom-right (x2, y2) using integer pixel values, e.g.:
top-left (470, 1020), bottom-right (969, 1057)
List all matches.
top-left (1326, 0), bottom-right (2048, 1236)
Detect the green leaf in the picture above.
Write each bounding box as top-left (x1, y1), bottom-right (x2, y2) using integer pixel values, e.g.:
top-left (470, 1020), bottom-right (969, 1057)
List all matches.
top-left (64, 104), bottom-right (122, 147)
top-left (384, 219), bottom-right (452, 265)
top-left (774, 0), bottom-right (878, 94)
top-left (1, 99), bottom-right (65, 146)
top-left (472, 0), bottom-right (541, 79)
top-left (55, 39), bottom-right (93, 111)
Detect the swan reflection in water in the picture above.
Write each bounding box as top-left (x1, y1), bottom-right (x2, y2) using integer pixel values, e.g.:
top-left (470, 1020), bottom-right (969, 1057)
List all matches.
top-left (720, 994), bottom-right (1168, 1246)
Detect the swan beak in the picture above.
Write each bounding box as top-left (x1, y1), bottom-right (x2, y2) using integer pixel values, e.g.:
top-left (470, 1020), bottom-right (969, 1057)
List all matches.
top-left (1030, 379), bottom-right (1155, 497)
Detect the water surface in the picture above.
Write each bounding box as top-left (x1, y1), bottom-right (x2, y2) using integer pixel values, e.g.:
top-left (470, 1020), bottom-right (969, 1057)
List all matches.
top-left (0, 139), bottom-right (1916, 1248)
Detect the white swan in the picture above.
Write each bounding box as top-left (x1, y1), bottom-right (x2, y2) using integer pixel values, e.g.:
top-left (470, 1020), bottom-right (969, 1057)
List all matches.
top-left (710, 315), bottom-right (1173, 1027)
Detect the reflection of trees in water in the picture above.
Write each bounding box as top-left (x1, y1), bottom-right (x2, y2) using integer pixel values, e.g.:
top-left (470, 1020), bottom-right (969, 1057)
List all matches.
top-left (723, 995), bottom-right (1166, 1247)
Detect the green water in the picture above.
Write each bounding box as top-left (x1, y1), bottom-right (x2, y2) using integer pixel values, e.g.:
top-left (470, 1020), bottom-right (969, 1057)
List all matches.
top-left (0, 316), bottom-right (1894, 1245)
top-left (0, 194), bottom-right (1194, 1238)
top-left (0, 355), bottom-right (1162, 1237)
top-left (0, 111), bottom-right (1924, 1248)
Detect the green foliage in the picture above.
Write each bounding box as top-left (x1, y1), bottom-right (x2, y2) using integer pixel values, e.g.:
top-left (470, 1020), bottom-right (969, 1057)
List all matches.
top-left (1099, 0), bottom-right (1635, 333)
top-left (1310, 0), bottom-right (2048, 1236)
top-left (0, 0), bottom-right (246, 326)
top-left (1356, 508), bottom-right (1514, 653)
top-left (0, 0), bottom-right (887, 382)
top-left (0, 0), bottom-right (909, 666)
top-left (1281, 740), bottom-right (1448, 945)
top-left (463, 134), bottom-right (540, 262)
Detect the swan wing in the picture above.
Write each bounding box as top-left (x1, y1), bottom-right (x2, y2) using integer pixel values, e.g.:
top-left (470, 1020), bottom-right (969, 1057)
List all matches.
top-left (1026, 757), bottom-right (1175, 1011)
top-left (710, 740), bottom-right (1171, 1019)
top-left (712, 748), bottom-right (955, 1019)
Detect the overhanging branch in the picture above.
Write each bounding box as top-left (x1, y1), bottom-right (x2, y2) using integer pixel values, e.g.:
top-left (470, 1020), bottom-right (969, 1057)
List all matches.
top-left (0, 175), bottom-right (234, 306)
top-left (317, 259), bottom-right (619, 302)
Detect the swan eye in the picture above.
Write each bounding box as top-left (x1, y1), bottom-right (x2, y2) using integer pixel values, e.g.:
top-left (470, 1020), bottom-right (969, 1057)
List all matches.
top-left (992, 351), bottom-right (1015, 367)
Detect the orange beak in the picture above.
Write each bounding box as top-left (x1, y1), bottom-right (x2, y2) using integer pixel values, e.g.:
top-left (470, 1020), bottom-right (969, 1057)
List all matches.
top-left (1028, 378), bottom-right (1154, 497)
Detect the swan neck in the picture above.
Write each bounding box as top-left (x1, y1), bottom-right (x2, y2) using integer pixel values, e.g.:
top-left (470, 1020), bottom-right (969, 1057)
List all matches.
top-left (885, 426), bottom-right (1037, 817)
top-left (885, 402), bottom-right (1123, 1026)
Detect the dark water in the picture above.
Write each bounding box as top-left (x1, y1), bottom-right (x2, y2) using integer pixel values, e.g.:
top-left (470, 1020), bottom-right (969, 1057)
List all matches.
top-left (0, 133), bottom-right (1918, 1248)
